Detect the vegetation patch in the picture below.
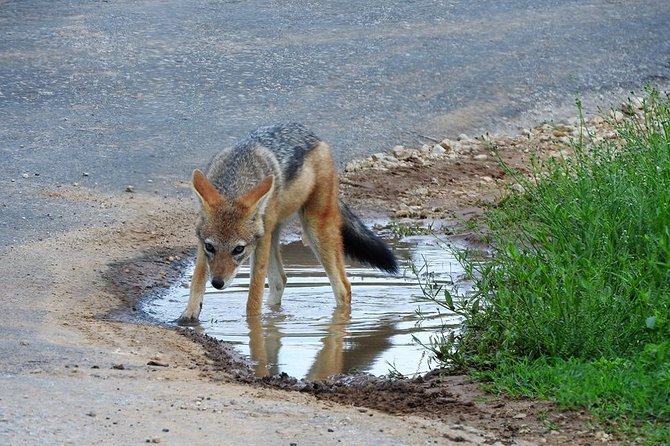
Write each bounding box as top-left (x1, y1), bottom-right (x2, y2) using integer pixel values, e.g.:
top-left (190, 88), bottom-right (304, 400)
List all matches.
top-left (428, 89), bottom-right (670, 444)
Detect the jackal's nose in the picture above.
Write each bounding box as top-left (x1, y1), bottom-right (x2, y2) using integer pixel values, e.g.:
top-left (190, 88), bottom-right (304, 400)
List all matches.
top-left (211, 278), bottom-right (225, 290)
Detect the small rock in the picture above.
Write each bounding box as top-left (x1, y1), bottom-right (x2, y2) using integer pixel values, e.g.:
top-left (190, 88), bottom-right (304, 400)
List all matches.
top-left (394, 209), bottom-right (411, 218)
top-left (609, 110), bottom-right (624, 121)
top-left (22, 173), bottom-right (29, 178)
top-left (457, 133), bottom-right (470, 141)
top-left (125, 185), bottom-right (135, 193)
top-left (147, 360), bottom-right (169, 367)
top-left (19, 340), bottom-right (30, 346)
top-left (511, 183), bottom-right (525, 193)
top-left (431, 144), bottom-right (446, 155)
top-left (82, 172), bottom-right (89, 177)
top-left (440, 138), bottom-right (456, 150)
top-left (393, 146), bottom-right (414, 161)
top-left (473, 154), bottom-right (488, 161)
top-left (86, 411), bottom-right (96, 417)
top-left (630, 96), bottom-right (645, 109)
top-left (595, 431), bottom-right (611, 442)
top-left (145, 437), bottom-right (161, 444)
top-left (513, 413), bottom-right (527, 419)
top-left (111, 364), bottom-right (125, 370)
top-left (589, 115), bottom-right (605, 125)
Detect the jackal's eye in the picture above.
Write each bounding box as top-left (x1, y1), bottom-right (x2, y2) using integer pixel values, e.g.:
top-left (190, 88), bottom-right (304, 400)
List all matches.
top-left (204, 242), bottom-right (216, 254)
top-left (232, 245), bottom-right (245, 255)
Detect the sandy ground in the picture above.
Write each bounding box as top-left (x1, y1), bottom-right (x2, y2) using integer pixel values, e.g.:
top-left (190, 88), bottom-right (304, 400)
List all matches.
top-left (0, 110), bottom-right (632, 445)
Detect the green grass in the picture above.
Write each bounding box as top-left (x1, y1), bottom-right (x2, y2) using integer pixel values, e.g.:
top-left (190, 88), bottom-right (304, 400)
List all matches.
top-left (429, 89), bottom-right (670, 443)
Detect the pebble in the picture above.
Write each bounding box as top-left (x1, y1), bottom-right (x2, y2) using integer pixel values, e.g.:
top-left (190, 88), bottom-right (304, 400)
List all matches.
top-left (392, 146), bottom-right (414, 160)
top-left (609, 110), bottom-right (624, 121)
top-left (439, 138), bottom-right (456, 150)
top-left (511, 183), bottom-right (525, 193)
top-left (431, 144), bottom-right (446, 155)
top-left (125, 185), bottom-right (135, 193)
top-left (339, 105), bottom-right (645, 221)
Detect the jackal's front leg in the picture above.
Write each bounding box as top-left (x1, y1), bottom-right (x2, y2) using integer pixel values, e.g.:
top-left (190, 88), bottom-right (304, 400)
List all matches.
top-left (247, 231), bottom-right (273, 315)
top-left (177, 244), bottom-right (208, 326)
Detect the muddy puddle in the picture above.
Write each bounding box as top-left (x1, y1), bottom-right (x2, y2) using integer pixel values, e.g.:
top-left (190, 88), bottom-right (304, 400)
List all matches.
top-left (144, 235), bottom-right (475, 380)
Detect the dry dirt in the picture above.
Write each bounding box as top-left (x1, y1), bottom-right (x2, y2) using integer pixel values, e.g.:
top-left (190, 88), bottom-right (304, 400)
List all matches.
top-left (1, 109), bottom-right (634, 445)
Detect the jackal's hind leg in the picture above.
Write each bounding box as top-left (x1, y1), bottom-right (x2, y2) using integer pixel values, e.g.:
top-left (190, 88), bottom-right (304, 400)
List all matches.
top-left (267, 225), bottom-right (286, 306)
top-left (300, 198), bottom-right (351, 307)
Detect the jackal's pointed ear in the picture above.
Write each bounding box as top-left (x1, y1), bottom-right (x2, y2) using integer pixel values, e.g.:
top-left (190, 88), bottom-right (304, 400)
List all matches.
top-left (237, 176), bottom-right (274, 218)
top-left (192, 169), bottom-right (223, 212)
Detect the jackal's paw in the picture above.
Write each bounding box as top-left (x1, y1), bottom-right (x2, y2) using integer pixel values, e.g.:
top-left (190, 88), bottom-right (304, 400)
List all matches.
top-left (175, 315), bottom-right (200, 326)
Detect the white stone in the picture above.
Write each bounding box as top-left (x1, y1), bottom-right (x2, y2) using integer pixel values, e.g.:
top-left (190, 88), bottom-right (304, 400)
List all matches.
top-left (431, 144), bottom-right (446, 155)
top-left (609, 110), bottom-right (624, 121)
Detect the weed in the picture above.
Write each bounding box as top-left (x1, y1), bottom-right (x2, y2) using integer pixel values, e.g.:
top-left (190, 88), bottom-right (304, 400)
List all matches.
top-left (388, 219), bottom-right (435, 238)
top-left (426, 88), bottom-right (670, 442)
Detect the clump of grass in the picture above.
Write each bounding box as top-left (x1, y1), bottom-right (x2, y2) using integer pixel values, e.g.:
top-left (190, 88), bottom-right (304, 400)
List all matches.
top-left (431, 89), bottom-right (670, 442)
top-left (388, 219), bottom-right (435, 237)
top-left (470, 90), bottom-right (670, 360)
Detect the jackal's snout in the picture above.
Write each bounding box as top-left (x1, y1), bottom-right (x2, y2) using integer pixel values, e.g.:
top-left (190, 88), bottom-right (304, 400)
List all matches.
top-left (211, 278), bottom-right (225, 289)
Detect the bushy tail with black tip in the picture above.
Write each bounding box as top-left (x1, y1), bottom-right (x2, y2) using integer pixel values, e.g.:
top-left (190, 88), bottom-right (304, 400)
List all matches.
top-left (339, 200), bottom-right (398, 274)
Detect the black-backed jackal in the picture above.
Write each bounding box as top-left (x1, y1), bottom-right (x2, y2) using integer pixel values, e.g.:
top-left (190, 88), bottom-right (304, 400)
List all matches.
top-left (177, 123), bottom-right (397, 324)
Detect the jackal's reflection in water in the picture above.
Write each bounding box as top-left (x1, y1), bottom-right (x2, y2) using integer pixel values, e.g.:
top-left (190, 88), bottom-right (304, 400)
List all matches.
top-left (247, 306), bottom-right (396, 380)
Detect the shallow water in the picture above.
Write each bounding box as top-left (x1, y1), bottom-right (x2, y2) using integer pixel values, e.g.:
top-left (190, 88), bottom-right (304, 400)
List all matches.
top-left (145, 235), bottom-right (473, 380)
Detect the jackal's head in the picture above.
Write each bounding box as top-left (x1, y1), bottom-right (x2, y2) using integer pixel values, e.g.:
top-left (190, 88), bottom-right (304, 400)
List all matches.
top-left (191, 169), bottom-right (274, 290)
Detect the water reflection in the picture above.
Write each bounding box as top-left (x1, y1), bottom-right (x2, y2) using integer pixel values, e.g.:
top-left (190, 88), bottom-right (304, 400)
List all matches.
top-left (145, 236), bottom-right (470, 379)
